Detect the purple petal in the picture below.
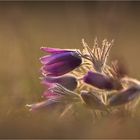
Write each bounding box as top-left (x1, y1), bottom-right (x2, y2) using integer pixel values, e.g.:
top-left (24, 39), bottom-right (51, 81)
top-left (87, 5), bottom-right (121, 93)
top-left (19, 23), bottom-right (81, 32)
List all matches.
top-left (42, 58), bottom-right (81, 76)
top-left (40, 55), bottom-right (53, 64)
top-left (40, 47), bottom-right (72, 54)
top-left (40, 52), bottom-right (81, 65)
top-left (42, 91), bottom-right (60, 99)
top-left (43, 61), bottom-right (67, 76)
top-left (43, 62), bottom-right (75, 76)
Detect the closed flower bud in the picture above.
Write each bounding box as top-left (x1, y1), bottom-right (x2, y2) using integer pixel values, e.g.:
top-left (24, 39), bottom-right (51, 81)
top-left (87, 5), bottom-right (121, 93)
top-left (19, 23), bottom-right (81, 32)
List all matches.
top-left (26, 99), bottom-right (64, 111)
top-left (83, 71), bottom-right (114, 90)
top-left (108, 86), bottom-right (140, 106)
top-left (41, 75), bottom-right (78, 91)
top-left (80, 90), bottom-right (106, 110)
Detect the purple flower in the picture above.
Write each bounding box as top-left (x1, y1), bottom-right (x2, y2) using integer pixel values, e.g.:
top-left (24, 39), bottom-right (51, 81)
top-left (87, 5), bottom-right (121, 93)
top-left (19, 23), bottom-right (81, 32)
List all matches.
top-left (27, 83), bottom-right (81, 112)
top-left (83, 71), bottom-right (114, 90)
top-left (26, 99), bottom-right (65, 112)
top-left (40, 47), bottom-right (82, 76)
top-left (108, 86), bottom-right (140, 106)
top-left (27, 89), bottom-right (63, 111)
top-left (41, 75), bottom-right (78, 91)
top-left (80, 90), bottom-right (106, 110)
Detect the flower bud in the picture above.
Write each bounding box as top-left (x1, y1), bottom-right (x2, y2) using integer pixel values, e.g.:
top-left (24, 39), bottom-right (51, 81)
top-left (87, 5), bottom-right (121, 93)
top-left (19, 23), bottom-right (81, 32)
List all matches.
top-left (108, 86), bottom-right (140, 106)
top-left (80, 90), bottom-right (105, 110)
top-left (42, 75), bottom-right (77, 91)
top-left (83, 71), bottom-right (114, 90)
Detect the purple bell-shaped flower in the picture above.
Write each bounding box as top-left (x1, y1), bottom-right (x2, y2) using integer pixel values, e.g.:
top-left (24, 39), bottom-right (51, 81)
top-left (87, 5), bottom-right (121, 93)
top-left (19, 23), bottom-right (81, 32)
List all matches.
top-left (40, 47), bottom-right (82, 76)
top-left (41, 75), bottom-right (78, 91)
top-left (80, 90), bottom-right (106, 110)
top-left (83, 71), bottom-right (122, 90)
top-left (108, 86), bottom-right (140, 106)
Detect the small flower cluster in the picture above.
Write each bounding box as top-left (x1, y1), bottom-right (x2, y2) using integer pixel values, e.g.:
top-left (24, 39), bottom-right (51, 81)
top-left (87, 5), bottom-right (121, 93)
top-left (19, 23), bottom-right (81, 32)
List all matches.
top-left (27, 38), bottom-right (140, 119)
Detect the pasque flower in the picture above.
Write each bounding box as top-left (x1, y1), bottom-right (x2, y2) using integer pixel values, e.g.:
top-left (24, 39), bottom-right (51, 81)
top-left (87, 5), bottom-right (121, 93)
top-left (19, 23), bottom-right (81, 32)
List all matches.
top-left (108, 86), bottom-right (140, 106)
top-left (27, 84), bottom-right (81, 111)
top-left (26, 99), bottom-right (65, 111)
top-left (40, 47), bottom-right (82, 76)
top-left (27, 39), bottom-right (140, 121)
top-left (80, 90), bottom-right (106, 110)
top-left (41, 75), bottom-right (78, 91)
top-left (83, 71), bottom-right (122, 90)
top-left (26, 89), bottom-right (64, 111)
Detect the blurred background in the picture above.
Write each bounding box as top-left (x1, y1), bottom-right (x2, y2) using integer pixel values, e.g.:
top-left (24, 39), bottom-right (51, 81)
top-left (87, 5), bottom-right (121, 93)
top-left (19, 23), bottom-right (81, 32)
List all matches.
top-left (0, 1), bottom-right (140, 138)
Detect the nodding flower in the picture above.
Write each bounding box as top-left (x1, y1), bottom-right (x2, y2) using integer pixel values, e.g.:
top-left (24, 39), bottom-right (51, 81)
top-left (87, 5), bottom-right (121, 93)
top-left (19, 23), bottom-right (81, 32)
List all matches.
top-left (27, 89), bottom-right (64, 111)
top-left (26, 99), bottom-right (65, 112)
top-left (83, 71), bottom-right (122, 90)
top-left (40, 47), bottom-right (82, 76)
top-left (108, 86), bottom-right (140, 106)
top-left (27, 84), bottom-right (81, 111)
top-left (80, 90), bottom-right (106, 110)
top-left (41, 75), bottom-right (78, 91)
